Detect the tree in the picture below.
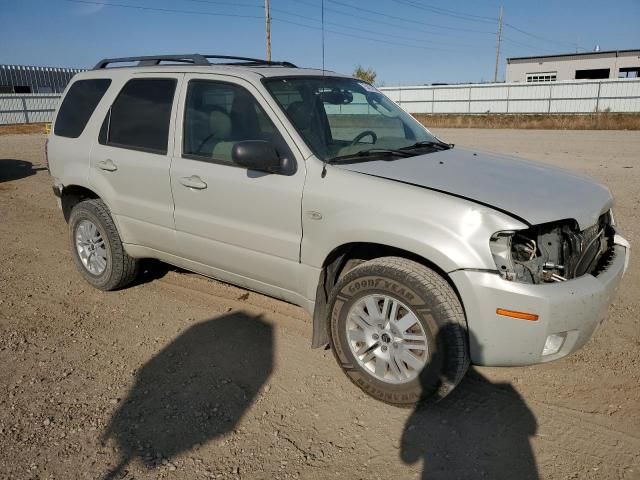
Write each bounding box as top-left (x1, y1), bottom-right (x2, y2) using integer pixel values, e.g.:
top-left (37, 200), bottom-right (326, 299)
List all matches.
top-left (353, 65), bottom-right (377, 85)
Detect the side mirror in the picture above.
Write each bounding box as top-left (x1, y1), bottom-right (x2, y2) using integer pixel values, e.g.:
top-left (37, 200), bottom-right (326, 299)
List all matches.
top-left (232, 140), bottom-right (282, 173)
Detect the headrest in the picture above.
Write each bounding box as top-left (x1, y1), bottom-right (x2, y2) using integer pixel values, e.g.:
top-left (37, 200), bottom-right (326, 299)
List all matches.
top-left (209, 110), bottom-right (232, 139)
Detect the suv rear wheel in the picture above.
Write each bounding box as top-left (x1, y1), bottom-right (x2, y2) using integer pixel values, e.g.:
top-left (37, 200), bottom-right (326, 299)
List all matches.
top-left (328, 257), bottom-right (469, 406)
top-left (68, 199), bottom-right (139, 290)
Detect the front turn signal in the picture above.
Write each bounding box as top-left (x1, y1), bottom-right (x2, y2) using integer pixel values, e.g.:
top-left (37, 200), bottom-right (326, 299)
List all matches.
top-left (496, 308), bottom-right (539, 321)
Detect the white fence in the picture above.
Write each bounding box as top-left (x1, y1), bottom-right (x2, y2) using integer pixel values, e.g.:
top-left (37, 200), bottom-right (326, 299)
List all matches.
top-left (0, 94), bottom-right (60, 124)
top-left (1, 78), bottom-right (640, 125)
top-left (380, 78), bottom-right (640, 114)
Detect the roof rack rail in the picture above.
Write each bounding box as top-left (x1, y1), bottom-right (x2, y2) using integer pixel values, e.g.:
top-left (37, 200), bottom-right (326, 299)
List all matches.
top-left (202, 55), bottom-right (297, 68)
top-left (93, 54), bottom-right (297, 70)
top-left (93, 54), bottom-right (208, 69)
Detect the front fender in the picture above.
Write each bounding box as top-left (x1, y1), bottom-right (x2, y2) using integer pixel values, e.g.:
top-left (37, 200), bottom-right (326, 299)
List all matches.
top-left (301, 161), bottom-right (526, 275)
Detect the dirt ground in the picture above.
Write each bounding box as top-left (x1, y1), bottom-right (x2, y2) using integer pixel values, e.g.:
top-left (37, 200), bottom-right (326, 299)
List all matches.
top-left (0, 129), bottom-right (638, 480)
top-left (416, 113), bottom-right (640, 130)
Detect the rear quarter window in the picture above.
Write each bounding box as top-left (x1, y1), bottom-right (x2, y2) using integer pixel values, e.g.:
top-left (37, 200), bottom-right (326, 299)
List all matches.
top-left (54, 79), bottom-right (111, 138)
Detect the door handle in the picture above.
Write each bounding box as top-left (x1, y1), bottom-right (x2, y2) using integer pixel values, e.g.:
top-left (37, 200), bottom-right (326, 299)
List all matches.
top-left (97, 159), bottom-right (117, 172)
top-left (179, 175), bottom-right (207, 190)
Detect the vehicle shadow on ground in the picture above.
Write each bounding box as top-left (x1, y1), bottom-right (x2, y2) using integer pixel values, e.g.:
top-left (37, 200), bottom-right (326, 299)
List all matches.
top-left (101, 312), bottom-right (273, 480)
top-left (130, 259), bottom-right (172, 286)
top-left (0, 159), bottom-right (47, 183)
top-left (401, 328), bottom-right (539, 480)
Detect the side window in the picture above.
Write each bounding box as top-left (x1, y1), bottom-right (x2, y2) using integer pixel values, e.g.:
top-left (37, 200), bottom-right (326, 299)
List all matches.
top-left (102, 78), bottom-right (176, 154)
top-left (183, 80), bottom-right (288, 166)
top-left (54, 79), bottom-right (111, 138)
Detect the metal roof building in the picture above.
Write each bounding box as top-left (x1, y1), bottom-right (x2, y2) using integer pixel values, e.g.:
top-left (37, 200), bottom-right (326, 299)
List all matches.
top-left (506, 49), bottom-right (640, 83)
top-left (0, 64), bottom-right (85, 94)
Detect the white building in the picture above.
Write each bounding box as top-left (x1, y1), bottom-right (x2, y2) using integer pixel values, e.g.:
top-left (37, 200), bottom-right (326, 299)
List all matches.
top-left (506, 49), bottom-right (640, 83)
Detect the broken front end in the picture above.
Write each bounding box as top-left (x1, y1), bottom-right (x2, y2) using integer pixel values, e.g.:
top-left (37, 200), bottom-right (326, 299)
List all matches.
top-left (490, 211), bottom-right (617, 284)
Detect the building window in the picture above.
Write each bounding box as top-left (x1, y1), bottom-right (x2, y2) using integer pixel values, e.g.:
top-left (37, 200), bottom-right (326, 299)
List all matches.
top-left (575, 68), bottom-right (610, 80)
top-left (526, 72), bottom-right (557, 83)
top-left (618, 67), bottom-right (640, 78)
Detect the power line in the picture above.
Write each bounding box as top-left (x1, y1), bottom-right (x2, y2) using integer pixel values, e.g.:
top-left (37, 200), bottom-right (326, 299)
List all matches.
top-left (394, 0), bottom-right (497, 22)
top-left (389, 0), bottom-right (497, 24)
top-left (272, 16), bottom-right (434, 51)
top-left (391, 0), bottom-right (584, 52)
top-left (271, 16), bottom-right (479, 53)
top-left (60, 0), bottom-right (491, 55)
top-left (405, 0), bottom-right (497, 22)
top-left (183, 0), bottom-right (579, 54)
top-left (288, 0), bottom-right (496, 35)
top-left (65, 0), bottom-right (587, 61)
top-left (184, 0), bottom-right (497, 51)
top-left (504, 23), bottom-right (584, 51)
top-left (502, 37), bottom-right (555, 55)
top-left (181, 0), bottom-right (263, 8)
top-left (270, 6), bottom-right (491, 50)
top-left (63, 0), bottom-right (263, 19)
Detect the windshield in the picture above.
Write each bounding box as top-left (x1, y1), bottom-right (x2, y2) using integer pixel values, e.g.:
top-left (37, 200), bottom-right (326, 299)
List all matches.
top-left (263, 76), bottom-right (442, 161)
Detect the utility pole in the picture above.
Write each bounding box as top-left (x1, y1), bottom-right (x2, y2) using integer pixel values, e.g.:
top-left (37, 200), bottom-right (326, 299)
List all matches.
top-left (265, 0), bottom-right (272, 62)
top-left (493, 5), bottom-right (503, 83)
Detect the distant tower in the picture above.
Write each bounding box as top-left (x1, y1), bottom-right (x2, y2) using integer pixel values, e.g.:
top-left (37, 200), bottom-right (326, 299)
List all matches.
top-left (594, 45), bottom-right (601, 52)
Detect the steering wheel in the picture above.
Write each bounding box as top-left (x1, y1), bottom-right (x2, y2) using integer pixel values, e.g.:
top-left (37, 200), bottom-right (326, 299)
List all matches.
top-left (350, 130), bottom-right (377, 146)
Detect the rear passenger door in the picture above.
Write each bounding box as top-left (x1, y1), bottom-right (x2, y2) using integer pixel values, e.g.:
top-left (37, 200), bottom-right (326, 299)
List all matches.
top-left (90, 74), bottom-right (182, 253)
top-left (170, 74), bottom-right (306, 297)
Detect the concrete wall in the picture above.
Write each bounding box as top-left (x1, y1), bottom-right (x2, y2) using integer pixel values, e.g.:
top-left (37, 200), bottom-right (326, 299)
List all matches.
top-left (506, 51), bottom-right (640, 82)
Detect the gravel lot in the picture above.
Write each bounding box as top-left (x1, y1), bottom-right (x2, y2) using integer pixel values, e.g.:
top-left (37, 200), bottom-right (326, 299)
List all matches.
top-left (1, 129), bottom-right (639, 480)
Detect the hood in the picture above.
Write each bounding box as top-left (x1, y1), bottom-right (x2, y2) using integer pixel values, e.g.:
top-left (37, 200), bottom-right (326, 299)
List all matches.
top-left (336, 147), bottom-right (612, 230)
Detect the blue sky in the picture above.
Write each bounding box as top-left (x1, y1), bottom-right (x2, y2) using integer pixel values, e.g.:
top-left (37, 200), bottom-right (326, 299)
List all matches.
top-left (1, 0), bottom-right (638, 85)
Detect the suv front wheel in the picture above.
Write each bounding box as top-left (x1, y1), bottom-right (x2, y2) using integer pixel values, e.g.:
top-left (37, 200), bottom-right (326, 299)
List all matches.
top-left (328, 257), bottom-right (469, 406)
top-left (68, 199), bottom-right (139, 290)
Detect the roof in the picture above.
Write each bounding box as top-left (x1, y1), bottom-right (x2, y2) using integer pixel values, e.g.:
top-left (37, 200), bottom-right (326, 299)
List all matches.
top-left (507, 48), bottom-right (640, 63)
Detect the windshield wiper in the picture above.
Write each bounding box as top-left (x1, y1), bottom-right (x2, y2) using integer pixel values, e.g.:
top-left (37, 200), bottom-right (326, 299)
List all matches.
top-left (328, 148), bottom-right (414, 164)
top-left (399, 140), bottom-right (453, 151)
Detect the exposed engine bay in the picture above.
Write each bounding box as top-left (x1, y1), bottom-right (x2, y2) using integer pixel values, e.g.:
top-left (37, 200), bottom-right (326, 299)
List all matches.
top-left (490, 211), bottom-right (615, 284)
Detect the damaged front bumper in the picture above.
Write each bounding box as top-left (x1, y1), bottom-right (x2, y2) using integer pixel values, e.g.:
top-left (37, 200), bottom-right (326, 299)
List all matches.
top-left (450, 236), bottom-right (629, 367)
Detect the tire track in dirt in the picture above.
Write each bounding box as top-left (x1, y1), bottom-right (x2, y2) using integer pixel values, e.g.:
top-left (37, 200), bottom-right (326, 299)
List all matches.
top-left (150, 270), bottom-right (312, 339)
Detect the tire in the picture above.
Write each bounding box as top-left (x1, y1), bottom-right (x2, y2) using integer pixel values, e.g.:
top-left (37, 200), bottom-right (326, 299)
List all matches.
top-left (328, 257), bottom-right (469, 407)
top-left (68, 199), bottom-right (139, 291)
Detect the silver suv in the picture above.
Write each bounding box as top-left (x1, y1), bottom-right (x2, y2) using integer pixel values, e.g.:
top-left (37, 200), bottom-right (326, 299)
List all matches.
top-left (47, 54), bottom-right (629, 406)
